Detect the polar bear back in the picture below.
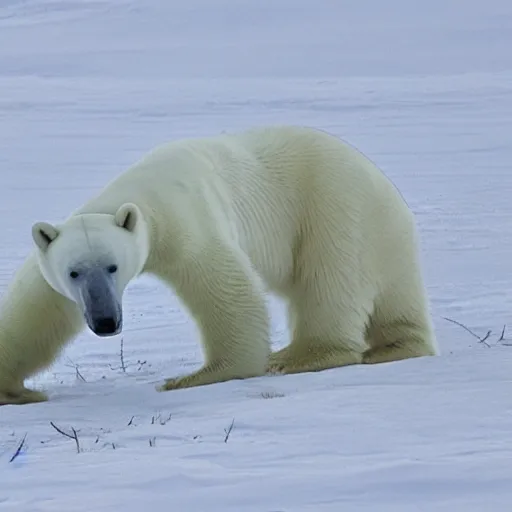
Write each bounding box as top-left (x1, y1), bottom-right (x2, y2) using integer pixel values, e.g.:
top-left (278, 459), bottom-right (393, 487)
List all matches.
top-left (77, 125), bottom-right (414, 294)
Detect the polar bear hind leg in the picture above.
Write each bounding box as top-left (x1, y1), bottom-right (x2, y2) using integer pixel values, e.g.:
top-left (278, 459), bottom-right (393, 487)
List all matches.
top-left (267, 218), bottom-right (367, 375)
top-left (267, 283), bottom-right (367, 375)
top-left (362, 284), bottom-right (438, 364)
top-left (362, 238), bottom-right (437, 365)
top-left (362, 321), bottom-right (436, 364)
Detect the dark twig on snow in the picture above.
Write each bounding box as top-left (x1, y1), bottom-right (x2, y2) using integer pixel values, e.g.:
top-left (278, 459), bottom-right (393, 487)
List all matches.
top-left (107, 337), bottom-right (126, 372)
top-left (496, 325), bottom-right (512, 346)
top-left (117, 337), bottom-right (127, 372)
top-left (50, 421), bottom-right (81, 453)
top-left (65, 358), bottom-right (87, 382)
top-left (224, 418), bottom-right (235, 443)
top-left (442, 317), bottom-right (492, 347)
top-left (127, 416), bottom-right (135, 426)
top-left (151, 412), bottom-right (172, 425)
top-left (9, 434), bottom-right (27, 463)
top-left (149, 437), bottom-right (156, 447)
top-left (108, 338), bottom-right (148, 373)
top-left (136, 360), bottom-right (148, 371)
top-left (74, 366), bottom-right (87, 382)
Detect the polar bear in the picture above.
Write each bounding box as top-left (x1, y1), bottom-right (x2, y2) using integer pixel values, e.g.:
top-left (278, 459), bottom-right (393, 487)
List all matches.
top-left (0, 125), bottom-right (438, 405)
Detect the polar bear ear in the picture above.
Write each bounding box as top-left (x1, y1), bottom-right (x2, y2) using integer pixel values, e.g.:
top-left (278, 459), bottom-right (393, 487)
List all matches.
top-left (32, 222), bottom-right (60, 252)
top-left (115, 203), bottom-right (141, 233)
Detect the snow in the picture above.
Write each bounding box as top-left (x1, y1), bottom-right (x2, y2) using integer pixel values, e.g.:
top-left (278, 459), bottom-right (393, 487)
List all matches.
top-left (1, 0), bottom-right (512, 509)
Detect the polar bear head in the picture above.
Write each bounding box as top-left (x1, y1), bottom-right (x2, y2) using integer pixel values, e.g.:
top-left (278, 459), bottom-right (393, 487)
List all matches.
top-left (31, 203), bottom-right (150, 337)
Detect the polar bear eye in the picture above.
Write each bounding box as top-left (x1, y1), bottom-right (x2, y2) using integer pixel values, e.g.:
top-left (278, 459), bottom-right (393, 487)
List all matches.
top-left (107, 265), bottom-right (118, 274)
top-left (69, 271), bottom-right (79, 279)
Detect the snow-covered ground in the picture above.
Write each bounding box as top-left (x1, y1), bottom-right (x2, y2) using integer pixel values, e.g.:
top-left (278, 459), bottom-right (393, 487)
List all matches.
top-left (1, 1), bottom-right (512, 510)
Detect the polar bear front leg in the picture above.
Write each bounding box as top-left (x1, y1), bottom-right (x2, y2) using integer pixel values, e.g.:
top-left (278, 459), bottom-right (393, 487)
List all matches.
top-left (156, 240), bottom-right (271, 391)
top-left (0, 254), bottom-right (85, 405)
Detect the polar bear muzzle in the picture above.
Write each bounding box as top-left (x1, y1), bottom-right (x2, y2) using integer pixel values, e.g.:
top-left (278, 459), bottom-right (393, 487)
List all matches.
top-left (77, 267), bottom-right (123, 337)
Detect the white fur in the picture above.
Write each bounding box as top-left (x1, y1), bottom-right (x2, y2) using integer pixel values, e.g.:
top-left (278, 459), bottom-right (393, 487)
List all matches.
top-left (0, 125), bottom-right (438, 405)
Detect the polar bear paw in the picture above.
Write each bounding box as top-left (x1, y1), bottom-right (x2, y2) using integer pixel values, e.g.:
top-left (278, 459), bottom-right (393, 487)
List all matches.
top-left (157, 363), bottom-right (265, 391)
top-left (267, 343), bottom-right (363, 375)
top-left (0, 387), bottom-right (48, 406)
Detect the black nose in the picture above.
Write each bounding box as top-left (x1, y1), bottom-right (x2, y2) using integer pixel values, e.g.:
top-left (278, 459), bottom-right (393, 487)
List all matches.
top-left (93, 317), bottom-right (118, 335)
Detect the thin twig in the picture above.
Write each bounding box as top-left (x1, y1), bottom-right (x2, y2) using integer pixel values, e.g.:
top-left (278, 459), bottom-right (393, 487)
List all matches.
top-left (442, 317), bottom-right (492, 347)
top-left (442, 317), bottom-right (482, 339)
top-left (9, 434), bottom-right (27, 463)
top-left (479, 330), bottom-right (492, 347)
top-left (50, 421), bottom-right (81, 453)
top-left (119, 337), bottom-right (126, 372)
top-left (160, 413), bottom-right (172, 425)
top-left (224, 418), bottom-right (235, 443)
top-left (65, 358), bottom-right (87, 382)
top-left (70, 365), bottom-right (86, 382)
top-left (75, 367), bottom-right (86, 382)
top-left (108, 338), bottom-right (147, 373)
top-left (498, 325), bottom-right (506, 342)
